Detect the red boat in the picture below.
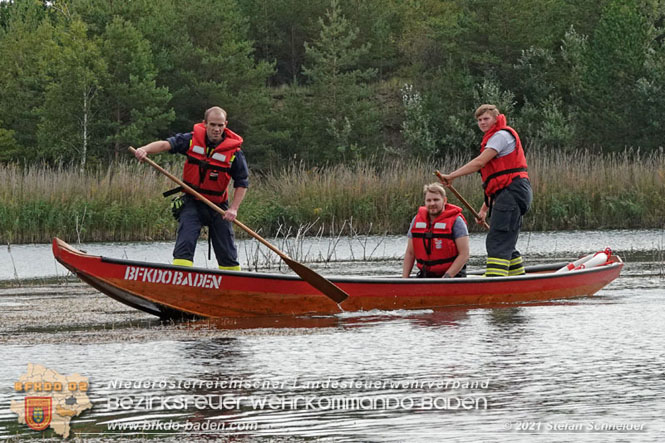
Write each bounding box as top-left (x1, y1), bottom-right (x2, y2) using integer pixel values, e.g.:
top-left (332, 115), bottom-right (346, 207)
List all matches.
top-left (52, 238), bottom-right (623, 319)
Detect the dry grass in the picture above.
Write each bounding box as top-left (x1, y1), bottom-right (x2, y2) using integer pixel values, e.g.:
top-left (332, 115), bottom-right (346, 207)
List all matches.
top-left (1, 148), bottom-right (663, 243)
top-left (528, 147), bottom-right (665, 229)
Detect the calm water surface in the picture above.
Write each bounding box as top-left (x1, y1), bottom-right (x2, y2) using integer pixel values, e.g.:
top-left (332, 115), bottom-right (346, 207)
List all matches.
top-left (0, 230), bottom-right (663, 442)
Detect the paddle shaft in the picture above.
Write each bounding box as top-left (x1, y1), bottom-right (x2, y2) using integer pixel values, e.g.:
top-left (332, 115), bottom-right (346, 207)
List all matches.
top-left (129, 146), bottom-right (349, 303)
top-left (434, 170), bottom-right (490, 230)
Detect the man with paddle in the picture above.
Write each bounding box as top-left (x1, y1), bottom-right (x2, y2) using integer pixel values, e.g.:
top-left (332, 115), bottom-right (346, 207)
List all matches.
top-left (438, 104), bottom-right (532, 277)
top-left (133, 106), bottom-right (248, 271)
top-left (402, 183), bottom-right (470, 278)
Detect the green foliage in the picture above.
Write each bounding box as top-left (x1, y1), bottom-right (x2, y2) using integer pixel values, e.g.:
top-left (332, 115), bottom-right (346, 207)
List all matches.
top-left (37, 16), bottom-right (106, 169)
top-left (581, 0), bottom-right (650, 149)
top-left (240, 0), bottom-right (328, 85)
top-left (99, 17), bottom-right (174, 161)
top-left (601, 195), bottom-right (646, 224)
top-left (473, 77), bottom-right (516, 117)
top-left (513, 47), bottom-right (557, 105)
top-left (0, 0), bottom-right (56, 161)
top-left (1, 0), bottom-right (665, 171)
top-left (301, 0), bottom-right (381, 162)
top-left (520, 97), bottom-right (576, 150)
top-left (400, 84), bottom-right (437, 156)
top-left (343, 0), bottom-right (405, 79)
top-left (0, 125), bottom-right (20, 162)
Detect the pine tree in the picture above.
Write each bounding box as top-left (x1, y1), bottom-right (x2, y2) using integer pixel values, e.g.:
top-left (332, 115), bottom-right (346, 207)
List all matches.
top-left (98, 17), bottom-right (173, 162)
top-left (302, 0), bottom-right (380, 162)
top-left (0, 0), bottom-right (55, 161)
top-left (37, 14), bottom-right (107, 169)
top-left (581, 0), bottom-right (649, 149)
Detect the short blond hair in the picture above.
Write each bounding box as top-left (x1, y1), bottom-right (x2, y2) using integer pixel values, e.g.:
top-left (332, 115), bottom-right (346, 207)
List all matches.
top-left (204, 106), bottom-right (227, 123)
top-left (474, 104), bottom-right (499, 119)
top-left (423, 182), bottom-right (447, 198)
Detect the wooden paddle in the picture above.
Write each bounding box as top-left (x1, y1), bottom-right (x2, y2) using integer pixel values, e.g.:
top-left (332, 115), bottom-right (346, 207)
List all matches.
top-left (434, 170), bottom-right (490, 230)
top-left (129, 146), bottom-right (349, 304)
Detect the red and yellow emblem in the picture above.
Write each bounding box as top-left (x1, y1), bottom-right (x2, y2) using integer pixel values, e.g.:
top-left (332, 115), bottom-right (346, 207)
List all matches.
top-left (25, 397), bottom-right (52, 431)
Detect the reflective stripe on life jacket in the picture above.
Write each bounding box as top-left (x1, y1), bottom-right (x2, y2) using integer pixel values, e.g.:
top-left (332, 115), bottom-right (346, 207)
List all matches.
top-left (410, 204), bottom-right (465, 275)
top-left (480, 114), bottom-right (529, 198)
top-left (181, 123), bottom-right (243, 204)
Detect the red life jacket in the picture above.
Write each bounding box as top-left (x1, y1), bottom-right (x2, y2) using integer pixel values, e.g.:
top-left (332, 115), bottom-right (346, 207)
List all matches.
top-left (411, 204), bottom-right (465, 275)
top-left (182, 123), bottom-right (243, 204)
top-left (480, 114), bottom-right (529, 198)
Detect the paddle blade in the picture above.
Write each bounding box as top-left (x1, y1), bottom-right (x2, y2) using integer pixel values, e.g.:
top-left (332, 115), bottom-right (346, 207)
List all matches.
top-left (282, 257), bottom-right (349, 303)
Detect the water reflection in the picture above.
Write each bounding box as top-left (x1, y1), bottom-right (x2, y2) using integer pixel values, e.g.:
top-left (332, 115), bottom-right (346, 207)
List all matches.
top-left (487, 307), bottom-right (529, 329)
top-left (176, 308), bottom-right (474, 332)
top-left (404, 308), bottom-right (470, 328)
top-left (185, 337), bottom-right (241, 363)
top-left (185, 316), bottom-right (341, 331)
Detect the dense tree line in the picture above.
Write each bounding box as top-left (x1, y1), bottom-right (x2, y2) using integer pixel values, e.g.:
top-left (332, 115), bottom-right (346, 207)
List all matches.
top-left (1, 0), bottom-right (664, 171)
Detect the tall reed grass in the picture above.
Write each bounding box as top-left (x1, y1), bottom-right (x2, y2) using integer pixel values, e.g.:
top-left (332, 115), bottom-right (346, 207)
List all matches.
top-left (1, 148), bottom-right (663, 244)
top-left (0, 162), bottom-right (175, 243)
top-left (528, 147), bottom-right (665, 230)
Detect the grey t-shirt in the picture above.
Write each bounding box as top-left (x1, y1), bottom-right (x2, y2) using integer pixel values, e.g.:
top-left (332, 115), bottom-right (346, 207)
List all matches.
top-left (407, 215), bottom-right (469, 239)
top-left (486, 130), bottom-right (516, 158)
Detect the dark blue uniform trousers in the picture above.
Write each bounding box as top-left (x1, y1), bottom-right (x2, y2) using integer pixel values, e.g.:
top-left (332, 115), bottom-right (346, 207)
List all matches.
top-left (486, 178), bottom-right (532, 276)
top-left (173, 195), bottom-right (239, 268)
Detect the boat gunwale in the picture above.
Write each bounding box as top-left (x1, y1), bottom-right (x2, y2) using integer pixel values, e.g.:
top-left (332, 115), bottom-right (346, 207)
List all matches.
top-left (98, 254), bottom-right (623, 285)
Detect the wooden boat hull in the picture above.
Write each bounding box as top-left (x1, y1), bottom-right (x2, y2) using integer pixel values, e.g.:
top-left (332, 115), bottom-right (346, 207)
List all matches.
top-left (52, 238), bottom-right (624, 319)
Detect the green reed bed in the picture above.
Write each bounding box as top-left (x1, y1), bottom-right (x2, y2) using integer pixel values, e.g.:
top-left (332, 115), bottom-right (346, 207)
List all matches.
top-left (0, 162), bottom-right (175, 244)
top-left (527, 148), bottom-right (665, 230)
top-left (1, 148), bottom-right (663, 244)
top-left (243, 157), bottom-right (456, 236)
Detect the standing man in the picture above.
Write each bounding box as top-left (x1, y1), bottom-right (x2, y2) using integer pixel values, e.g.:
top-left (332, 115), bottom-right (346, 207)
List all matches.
top-left (134, 106), bottom-right (248, 270)
top-left (439, 104), bottom-right (532, 277)
top-left (402, 183), bottom-right (470, 278)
